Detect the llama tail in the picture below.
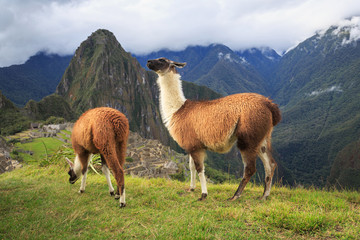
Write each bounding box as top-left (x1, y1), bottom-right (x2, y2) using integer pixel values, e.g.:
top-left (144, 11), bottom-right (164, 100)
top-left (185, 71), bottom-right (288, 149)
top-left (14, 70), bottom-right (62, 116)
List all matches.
top-left (266, 100), bottom-right (282, 126)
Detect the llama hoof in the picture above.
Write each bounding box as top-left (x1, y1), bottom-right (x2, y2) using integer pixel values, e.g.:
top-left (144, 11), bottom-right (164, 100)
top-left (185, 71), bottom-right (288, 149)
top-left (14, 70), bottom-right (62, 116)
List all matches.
top-left (228, 196), bottom-right (239, 201)
top-left (198, 193), bottom-right (207, 201)
top-left (114, 194), bottom-right (121, 200)
top-left (78, 190), bottom-right (84, 194)
top-left (120, 203), bottom-right (126, 208)
top-left (110, 191), bottom-right (115, 196)
top-left (260, 195), bottom-right (268, 201)
top-left (186, 188), bottom-right (195, 192)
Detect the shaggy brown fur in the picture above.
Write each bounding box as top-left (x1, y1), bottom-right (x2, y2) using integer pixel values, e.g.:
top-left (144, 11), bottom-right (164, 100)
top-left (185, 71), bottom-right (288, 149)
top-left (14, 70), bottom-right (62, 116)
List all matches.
top-left (170, 94), bottom-right (281, 154)
top-left (68, 107), bottom-right (129, 207)
top-left (147, 57), bottom-right (281, 201)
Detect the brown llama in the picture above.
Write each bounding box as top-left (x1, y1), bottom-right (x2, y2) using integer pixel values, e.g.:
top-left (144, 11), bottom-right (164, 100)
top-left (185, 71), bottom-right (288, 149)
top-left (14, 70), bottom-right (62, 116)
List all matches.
top-left (66, 107), bottom-right (129, 207)
top-left (147, 57), bottom-right (281, 201)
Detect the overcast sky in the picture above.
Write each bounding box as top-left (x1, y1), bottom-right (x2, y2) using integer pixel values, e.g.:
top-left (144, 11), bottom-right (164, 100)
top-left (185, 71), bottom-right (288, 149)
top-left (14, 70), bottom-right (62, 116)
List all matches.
top-left (0, 0), bottom-right (360, 67)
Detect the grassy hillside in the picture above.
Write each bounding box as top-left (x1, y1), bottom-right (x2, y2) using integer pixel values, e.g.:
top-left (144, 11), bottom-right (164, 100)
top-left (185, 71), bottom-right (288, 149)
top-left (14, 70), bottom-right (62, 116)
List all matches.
top-left (1, 164), bottom-right (359, 239)
top-left (2, 129), bottom-right (359, 239)
top-left (11, 137), bottom-right (65, 164)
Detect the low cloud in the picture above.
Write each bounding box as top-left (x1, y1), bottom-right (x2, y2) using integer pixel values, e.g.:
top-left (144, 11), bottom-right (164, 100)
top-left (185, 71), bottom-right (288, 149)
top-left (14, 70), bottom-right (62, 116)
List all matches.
top-left (307, 85), bottom-right (343, 97)
top-left (0, 0), bottom-right (360, 67)
top-left (332, 16), bottom-right (360, 45)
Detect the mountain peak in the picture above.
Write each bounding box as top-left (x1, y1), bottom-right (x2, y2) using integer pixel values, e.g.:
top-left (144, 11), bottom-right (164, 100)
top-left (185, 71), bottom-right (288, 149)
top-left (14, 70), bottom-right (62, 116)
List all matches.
top-left (56, 29), bottom-right (138, 111)
top-left (69, 28), bottom-right (127, 64)
top-left (88, 29), bottom-right (118, 45)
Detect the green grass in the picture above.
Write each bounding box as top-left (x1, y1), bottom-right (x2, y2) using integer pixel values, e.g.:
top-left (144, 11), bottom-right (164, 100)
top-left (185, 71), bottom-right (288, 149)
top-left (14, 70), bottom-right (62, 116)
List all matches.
top-left (61, 129), bottom-right (71, 136)
top-left (1, 164), bottom-right (359, 239)
top-left (12, 137), bottom-right (65, 163)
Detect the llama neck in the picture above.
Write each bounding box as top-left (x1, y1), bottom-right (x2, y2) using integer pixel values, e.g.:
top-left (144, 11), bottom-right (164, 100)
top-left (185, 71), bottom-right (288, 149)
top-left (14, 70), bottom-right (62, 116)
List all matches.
top-left (157, 73), bottom-right (186, 128)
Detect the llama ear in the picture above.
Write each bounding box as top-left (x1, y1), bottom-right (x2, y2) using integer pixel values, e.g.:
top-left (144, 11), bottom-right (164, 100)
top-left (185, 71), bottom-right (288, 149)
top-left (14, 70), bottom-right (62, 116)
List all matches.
top-left (172, 61), bottom-right (186, 68)
top-left (65, 157), bottom-right (74, 168)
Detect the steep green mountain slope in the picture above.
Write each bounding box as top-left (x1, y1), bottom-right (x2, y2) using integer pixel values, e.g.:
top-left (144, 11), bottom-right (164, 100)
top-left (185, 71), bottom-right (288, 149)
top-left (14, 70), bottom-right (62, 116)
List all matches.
top-left (328, 139), bottom-right (360, 189)
top-left (23, 94), bottom-right (75, 122)
top-left (192, 44), bottom-right (268, 95)
top-left (0, 53), bottom-right (71, 106)
top-left (272, 20), bottom-right (360, 186)
top-left (0, 90), bottom-right (75, 136)
top-left (0, 91), bottom-right (30, 135)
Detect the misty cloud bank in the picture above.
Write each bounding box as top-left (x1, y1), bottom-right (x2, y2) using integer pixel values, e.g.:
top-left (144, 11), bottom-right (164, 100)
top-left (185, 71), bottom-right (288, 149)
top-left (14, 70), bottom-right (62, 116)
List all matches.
top-left (0, 0), bottom-right (360, 67)
top-left (335, 17), bottom-right (360, 45)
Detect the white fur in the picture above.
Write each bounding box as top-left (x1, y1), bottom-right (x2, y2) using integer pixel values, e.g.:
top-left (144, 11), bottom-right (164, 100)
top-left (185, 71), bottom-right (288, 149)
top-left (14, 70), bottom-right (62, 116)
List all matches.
top-left (198, 169), bottom-right (208, 195)
top-left (157, 73), bottom-right (186, 128)
top-left (73, 154), bottom-right (82, 177)
top-left (78, 154), bottom-right (91, 193)
top-left (79, 171), bottom-right (87, 193)
top-left (102, 164), bottom-right (115, 193)
top-left (240, 153), bottom-right (248, 179)
top-left (120, 189), bottom-right (126, 205)
top-left (258, 139), bottom-right (273, 198)
top-left (189, 156), bottom-right (197, 190)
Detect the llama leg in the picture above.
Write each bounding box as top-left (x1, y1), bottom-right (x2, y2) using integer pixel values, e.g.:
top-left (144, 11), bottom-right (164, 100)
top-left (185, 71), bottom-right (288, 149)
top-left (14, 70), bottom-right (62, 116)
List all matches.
top-left (73, 154), bottom-right (82, 178)
top-left (115, 141), bottom-right (127, 207)
top-left (191, 150), bottom-right (207, 201)
top-left (97, 133), bottom-right (127, 207)
top-left (188, 155), bottom-right (196, 191)
top-left (258, 140), bottom-right (277, 200)
top-left (101, 155), bottom-right (115, 196)
top-left (105, 154), bottom-right (125, 207)
top-left (79, 170), bottom-right (87, 193)
top-left (229, 150), bottom-right (257, 201)
top-left (198, 167), bottom-right (208, 201)
top-left (120, 188), bottom-right (125, 207)
top-left (79, 153), bottom-right (91, 193)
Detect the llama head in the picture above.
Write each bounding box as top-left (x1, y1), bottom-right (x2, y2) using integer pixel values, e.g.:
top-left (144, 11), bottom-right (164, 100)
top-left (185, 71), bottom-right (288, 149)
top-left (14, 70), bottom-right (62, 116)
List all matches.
top-left (66, 157), bottom-right (80, 184)
top-left (147, 57), bottom-right (186, 75)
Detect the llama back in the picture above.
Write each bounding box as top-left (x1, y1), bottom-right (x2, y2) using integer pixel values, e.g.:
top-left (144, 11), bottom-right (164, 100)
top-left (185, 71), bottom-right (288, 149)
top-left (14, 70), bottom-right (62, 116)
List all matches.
top-left (73, 107), bottom-right (129, 145)
top-left (109, 111), bottom-right (129, 141)
top-left (92, 107), bottom-right (129, 141)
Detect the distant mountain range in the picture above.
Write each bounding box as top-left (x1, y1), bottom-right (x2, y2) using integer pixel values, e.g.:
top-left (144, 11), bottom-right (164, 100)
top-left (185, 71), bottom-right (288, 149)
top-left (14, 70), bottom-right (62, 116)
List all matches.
top-left (1, 17), bottom-right (360, 188)
top-left (135, 45), bottom-right (280, 96)
top-left (0, 53), bottom-right (71, 106)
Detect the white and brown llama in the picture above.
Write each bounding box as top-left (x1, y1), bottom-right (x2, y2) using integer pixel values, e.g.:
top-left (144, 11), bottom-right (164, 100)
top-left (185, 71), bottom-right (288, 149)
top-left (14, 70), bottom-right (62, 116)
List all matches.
top-left (66, 107), bottom-right (129, 207)
top-left (147, 57), bottom-right (281, 201)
